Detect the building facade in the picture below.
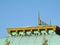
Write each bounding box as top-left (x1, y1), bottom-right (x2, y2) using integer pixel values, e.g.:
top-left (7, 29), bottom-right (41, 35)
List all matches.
top-left (0, 12), bottom-right (60, 45)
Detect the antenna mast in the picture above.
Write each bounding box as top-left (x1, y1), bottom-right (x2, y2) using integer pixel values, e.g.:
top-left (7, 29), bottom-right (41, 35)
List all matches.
top-left (50, 18), bottom-right (52, 26)
top-left (38, 11), bottom-right (41, 26)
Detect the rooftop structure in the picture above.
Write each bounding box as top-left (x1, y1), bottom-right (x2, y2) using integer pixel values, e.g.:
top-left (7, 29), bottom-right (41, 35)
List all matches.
top-left (7, 12), bottom-right (60, 36)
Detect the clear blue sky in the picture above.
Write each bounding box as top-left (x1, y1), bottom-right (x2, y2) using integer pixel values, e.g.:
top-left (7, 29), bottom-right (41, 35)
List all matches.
top-left (0, 0), bottom-right (60, 38)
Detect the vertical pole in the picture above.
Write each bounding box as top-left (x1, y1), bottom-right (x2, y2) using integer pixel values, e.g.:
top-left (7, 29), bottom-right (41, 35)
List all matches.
top-left (50, 18), bottom-right (52, 26)
top-left (5, 38), bottom-right (9, 45)
top-left (38, 11), bottom-right (41, 26)
top-left (42, 35), bottom-right (48, 45)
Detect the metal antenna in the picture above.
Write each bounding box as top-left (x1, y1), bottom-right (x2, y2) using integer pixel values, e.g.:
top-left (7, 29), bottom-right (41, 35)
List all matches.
top-left (50, 18), bottom-right (52, 26)
top-left (38, 11), bottom-right (41, 26)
